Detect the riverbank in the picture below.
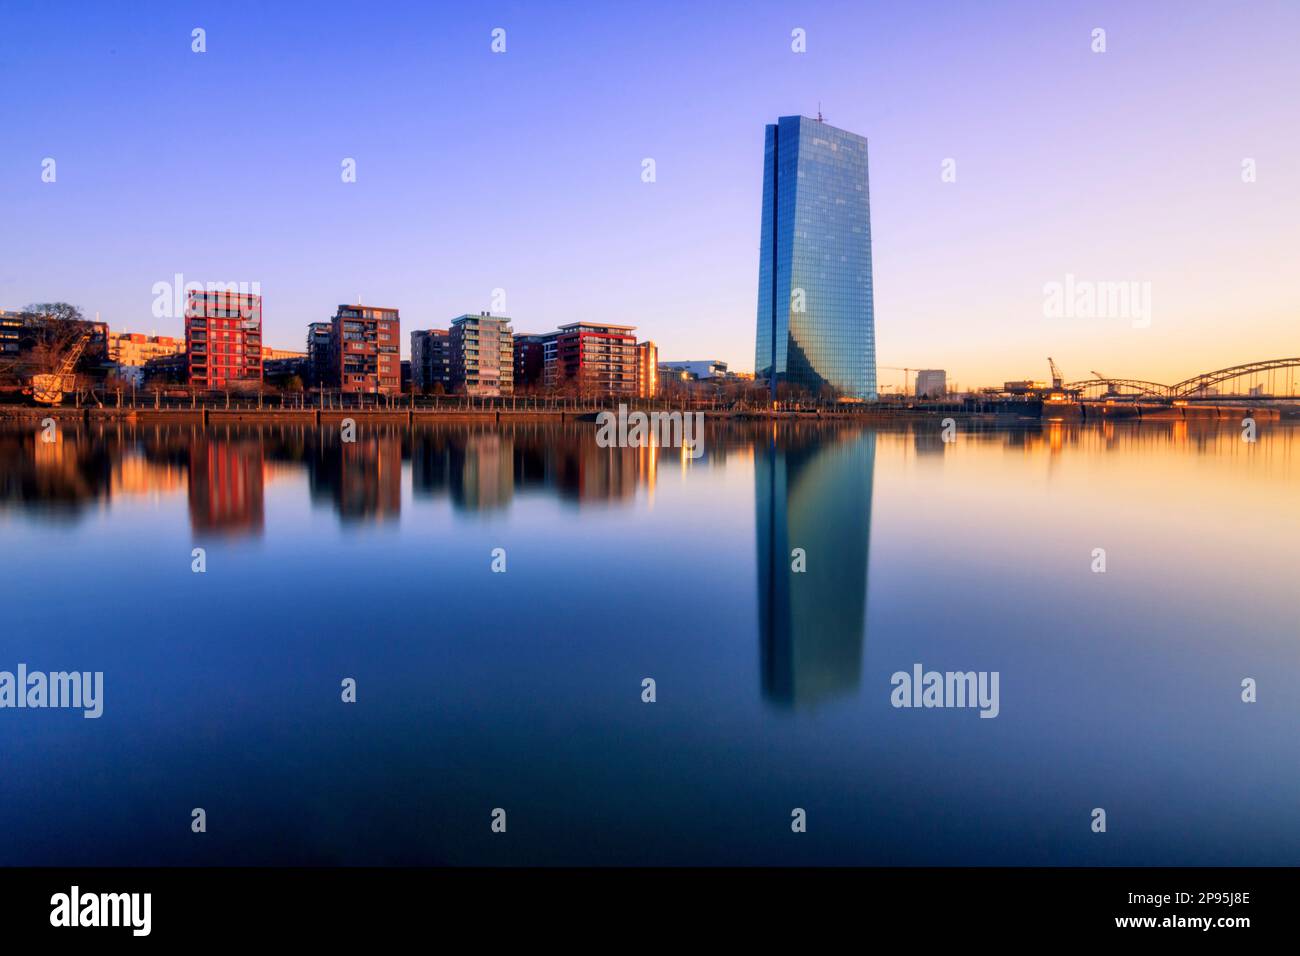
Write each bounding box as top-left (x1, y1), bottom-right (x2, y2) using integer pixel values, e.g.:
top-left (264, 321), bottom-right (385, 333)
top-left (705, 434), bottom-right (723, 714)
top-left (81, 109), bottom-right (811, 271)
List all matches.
top-left (0, 401), bottom-right (1292, 425)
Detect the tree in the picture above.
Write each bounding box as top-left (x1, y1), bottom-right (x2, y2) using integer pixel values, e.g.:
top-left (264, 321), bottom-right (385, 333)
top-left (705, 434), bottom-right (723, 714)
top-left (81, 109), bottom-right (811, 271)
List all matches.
top-left (0, 303), bottom-right (92, 389)
top-left (25, 302), bottom-right (85, 325)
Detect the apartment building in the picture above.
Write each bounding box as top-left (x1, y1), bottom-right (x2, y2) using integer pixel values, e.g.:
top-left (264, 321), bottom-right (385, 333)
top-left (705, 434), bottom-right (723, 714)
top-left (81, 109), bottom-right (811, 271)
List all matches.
top-left (185, 290), bottom-right (262, 389)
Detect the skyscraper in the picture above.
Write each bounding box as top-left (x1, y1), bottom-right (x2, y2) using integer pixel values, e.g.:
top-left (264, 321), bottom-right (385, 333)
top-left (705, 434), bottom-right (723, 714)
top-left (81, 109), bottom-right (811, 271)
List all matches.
top-left (754, 115), bottom-right (877, 401)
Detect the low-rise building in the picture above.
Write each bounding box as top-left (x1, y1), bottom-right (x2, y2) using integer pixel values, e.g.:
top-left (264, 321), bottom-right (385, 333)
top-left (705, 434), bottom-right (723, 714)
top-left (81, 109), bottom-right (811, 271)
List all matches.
top-left (107, 332), bottom-right (183, 384)
top-left (108, 332), bottom-right (184, 367)
top-left (0, 309), bottom-right (109, 367)
top-left (915, 369), bottom-right (947, 399)
top-left (659, 359), bottom-right (728, 380)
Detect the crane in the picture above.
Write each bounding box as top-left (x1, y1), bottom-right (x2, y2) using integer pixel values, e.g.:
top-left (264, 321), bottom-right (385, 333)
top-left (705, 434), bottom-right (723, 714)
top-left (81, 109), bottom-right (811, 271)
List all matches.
top-left (879, 366), bottom-right (915, 395)
top-left (28, 332), bottom-right (91, 405)
top-left (1047, 357), bottom-right (1064, 390)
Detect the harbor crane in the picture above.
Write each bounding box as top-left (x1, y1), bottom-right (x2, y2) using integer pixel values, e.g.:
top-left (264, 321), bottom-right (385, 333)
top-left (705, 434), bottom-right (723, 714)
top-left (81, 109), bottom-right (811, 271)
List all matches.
top-left (1047, 357), bottom-right (1064, 390)
top-left (26, 331), bottom-right (90, 405)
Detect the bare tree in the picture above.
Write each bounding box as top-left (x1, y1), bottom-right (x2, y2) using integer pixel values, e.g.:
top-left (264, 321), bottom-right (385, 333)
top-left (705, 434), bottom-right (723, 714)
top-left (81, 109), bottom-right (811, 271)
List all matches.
top-left (0, 303), bottom-right (92, 389)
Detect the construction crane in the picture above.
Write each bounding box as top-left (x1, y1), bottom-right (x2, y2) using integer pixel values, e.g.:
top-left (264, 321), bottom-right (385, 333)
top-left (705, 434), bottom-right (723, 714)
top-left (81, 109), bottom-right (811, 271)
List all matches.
top-left (1047, 357), bottom-right (1064, 390)
top-left (879, 366), bottom-right (914, 395)
top-left (27, 332), bottom-right (90, 405)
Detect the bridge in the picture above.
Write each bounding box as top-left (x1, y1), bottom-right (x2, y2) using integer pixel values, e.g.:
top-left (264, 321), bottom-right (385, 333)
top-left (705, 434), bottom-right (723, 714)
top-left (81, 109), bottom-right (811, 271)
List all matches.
top-left (1066, 358), bottom-right (1300, 401)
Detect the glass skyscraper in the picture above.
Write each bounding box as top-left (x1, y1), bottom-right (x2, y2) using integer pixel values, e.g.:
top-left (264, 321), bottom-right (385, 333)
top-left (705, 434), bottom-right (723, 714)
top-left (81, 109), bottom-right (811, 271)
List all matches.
top-left (754, 115), bottom-right (877, 400)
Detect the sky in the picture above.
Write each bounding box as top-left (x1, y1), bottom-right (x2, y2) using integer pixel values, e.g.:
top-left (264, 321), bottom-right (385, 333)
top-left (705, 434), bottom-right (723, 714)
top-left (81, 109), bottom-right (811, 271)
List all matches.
top-left (1, 0), bottom-right (1297, 389)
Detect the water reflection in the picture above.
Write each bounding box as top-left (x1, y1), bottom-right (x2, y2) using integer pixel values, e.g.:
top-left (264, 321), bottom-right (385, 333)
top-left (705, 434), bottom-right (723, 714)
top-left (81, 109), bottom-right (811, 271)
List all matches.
top-left (0, 418), bottom-right (1294, 536)
top-left (757, 425), bottom-right (875, 708)
top-left (1, 416), bottom-right (1298, 866)
top-left (189, 432), bottom-right (265, 535)
top-left (309, 428), bottom-right (402, 523)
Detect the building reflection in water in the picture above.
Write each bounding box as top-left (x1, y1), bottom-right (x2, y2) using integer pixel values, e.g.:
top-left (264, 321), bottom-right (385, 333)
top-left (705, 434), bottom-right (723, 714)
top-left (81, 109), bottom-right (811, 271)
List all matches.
top-left (756, 425), bottom-right (876, 708)
top-left (411, 423), bottom-right (652, 511)
top-left (188, 428), bottom-right (265, 535)
top-left (308, 425), bottom-right (402, 524)
top-left (2, 418), bottom-right (1292, 546)
top-left (0, 427), bottom-right (113, 517)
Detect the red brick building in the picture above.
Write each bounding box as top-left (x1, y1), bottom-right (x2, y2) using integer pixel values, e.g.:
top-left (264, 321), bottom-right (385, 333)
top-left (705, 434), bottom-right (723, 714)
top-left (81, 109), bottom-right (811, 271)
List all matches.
top-left (185, 290), bottom-right (262, 389)
top-left (329, 305), bottom-right (401, 394)
top-left (544, 322), bottom-right (640, 396)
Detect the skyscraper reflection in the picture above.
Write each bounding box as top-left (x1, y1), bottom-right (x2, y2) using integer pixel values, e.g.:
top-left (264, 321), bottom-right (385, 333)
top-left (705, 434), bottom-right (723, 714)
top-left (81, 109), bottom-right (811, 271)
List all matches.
top-left (756, 425), bottom-right (876, 708)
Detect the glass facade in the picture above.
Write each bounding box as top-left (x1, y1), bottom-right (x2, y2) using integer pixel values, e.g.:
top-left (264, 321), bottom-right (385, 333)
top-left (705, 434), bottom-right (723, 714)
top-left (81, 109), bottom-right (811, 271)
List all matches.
top-left (755, 115), bottom-right (877, 400)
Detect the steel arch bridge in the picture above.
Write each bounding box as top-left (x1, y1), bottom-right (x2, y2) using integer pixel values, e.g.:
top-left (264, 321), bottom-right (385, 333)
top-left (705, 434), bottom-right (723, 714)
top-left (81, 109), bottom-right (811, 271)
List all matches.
top-left (1066, 358), bottom-right (1300, 400)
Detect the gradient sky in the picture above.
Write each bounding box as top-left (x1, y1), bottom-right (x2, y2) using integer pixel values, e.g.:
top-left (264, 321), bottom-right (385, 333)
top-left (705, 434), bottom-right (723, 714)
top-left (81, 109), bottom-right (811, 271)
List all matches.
top-left (2, 0), bottom-right (1296, 388)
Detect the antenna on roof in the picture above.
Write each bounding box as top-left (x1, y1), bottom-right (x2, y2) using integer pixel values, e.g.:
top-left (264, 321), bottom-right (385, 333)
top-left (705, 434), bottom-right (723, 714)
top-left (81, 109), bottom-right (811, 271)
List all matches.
top-left (816, 102), bottom-right (824, 123)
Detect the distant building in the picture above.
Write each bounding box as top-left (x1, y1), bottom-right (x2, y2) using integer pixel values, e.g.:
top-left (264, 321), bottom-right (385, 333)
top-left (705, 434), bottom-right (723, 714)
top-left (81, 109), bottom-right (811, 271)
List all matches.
top-left (450, 313), bottom-right (513, 396)
top-left (328, 305), bottom-right (401, 394)
top-left (108, 332), bottom-right (183, 368)
top-left (0, 309), bottom-right (109, 367)
top-left (0, 309), bottom-right (25, 356)
top-left (306, 321), bottom-right (332, 386)
top-left (411, 328), bottom-right (453, 392)
top-left (1003, 380), bottom-right (1047, 395)
top-left (659, 359), bottom-right (728, 380)
top-left (545, 322), bottom-right (639, 396)
top-left (636, 341), bottom-right (658, 398)
top-left (261, 346), bottom-right (308, 382)
top-left (262, 346), bottom-right (306, 361)
top-left (142, 352), bottom-right (188, 385)
top-left (185, 290), bottom-right (262, 389)
top-left (106, 333), bottom-right (183, 385)
top-left (513, 333), bottom-right (547, 392)
top-left (915, 369), bottom-right (947, 398)
top-left (657, 364), bottom-right (690, 388)
top-left (754, 115), bottom-right (877, 400)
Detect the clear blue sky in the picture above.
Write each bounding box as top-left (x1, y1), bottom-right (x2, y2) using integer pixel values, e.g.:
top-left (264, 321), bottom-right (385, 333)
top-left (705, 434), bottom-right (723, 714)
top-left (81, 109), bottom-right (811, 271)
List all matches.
top-left (2, 0), bottom-right (1297, 386)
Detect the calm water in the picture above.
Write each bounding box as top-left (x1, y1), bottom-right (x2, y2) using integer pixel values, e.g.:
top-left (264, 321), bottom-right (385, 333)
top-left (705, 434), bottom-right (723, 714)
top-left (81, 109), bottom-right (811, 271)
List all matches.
top-left (0, 417), bottom-right (1296, 865)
